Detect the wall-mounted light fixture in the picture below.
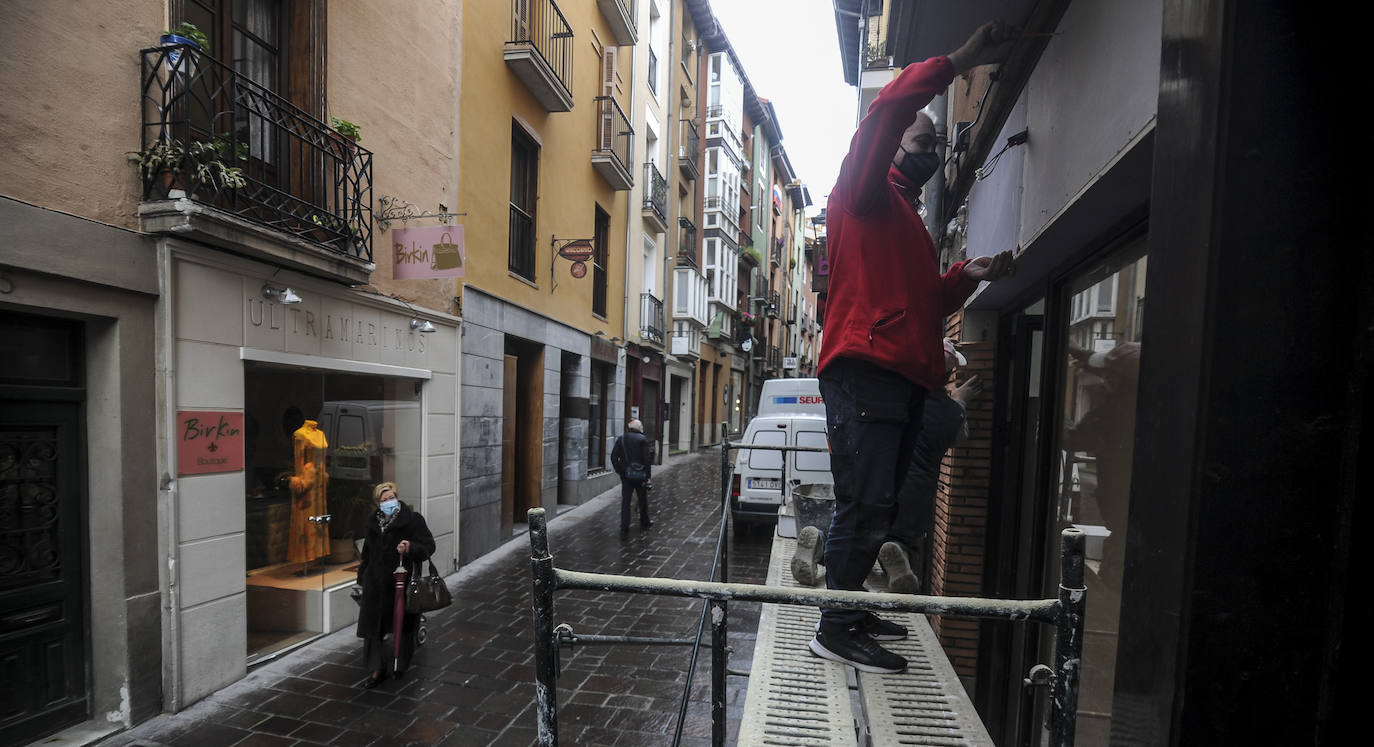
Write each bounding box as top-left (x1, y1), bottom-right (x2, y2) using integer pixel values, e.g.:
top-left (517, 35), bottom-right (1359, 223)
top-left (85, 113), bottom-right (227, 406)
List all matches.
top-left (410, 317), bottom-right (437, 334)
top-left (262, 283), bottom-right (302, 304)
top-left (609, 336), bottom-right (623, 345)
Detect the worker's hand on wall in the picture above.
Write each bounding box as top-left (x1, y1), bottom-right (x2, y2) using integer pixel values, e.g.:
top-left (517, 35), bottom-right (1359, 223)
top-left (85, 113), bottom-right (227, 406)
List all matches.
top-left (948, 20), bottom-right (1019, 74)
top-left (952, 375), bottom-right (985, 404)
top-left (962, 250), bottom-right (1015, 282)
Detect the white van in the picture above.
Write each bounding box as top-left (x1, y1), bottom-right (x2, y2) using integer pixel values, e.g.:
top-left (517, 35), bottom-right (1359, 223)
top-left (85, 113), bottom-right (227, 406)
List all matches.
top-left (730, 379), bottom-right (833, 526)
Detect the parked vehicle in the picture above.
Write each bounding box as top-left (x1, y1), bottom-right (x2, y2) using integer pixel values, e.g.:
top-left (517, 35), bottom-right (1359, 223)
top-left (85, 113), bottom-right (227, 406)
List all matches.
top-left (730, 379), bottom-right (832, 526)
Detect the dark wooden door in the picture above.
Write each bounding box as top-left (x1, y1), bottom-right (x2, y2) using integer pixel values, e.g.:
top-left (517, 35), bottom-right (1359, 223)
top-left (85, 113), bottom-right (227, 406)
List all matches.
top-left (0, 400), bottom-right (88, 744)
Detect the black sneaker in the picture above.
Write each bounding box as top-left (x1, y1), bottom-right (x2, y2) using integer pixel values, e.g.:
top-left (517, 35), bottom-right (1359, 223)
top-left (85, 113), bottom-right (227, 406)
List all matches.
top-left (809, 625), bottom-right (907, 673)
top-left (858, 612), bottom-right (907, 641)
top-left (879, 541), bottom-right (920, 594)
top-left (791, 526), bottom-right (824, 586)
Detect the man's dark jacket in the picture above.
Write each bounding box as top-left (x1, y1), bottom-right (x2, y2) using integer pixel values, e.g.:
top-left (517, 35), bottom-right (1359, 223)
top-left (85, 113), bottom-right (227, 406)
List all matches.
top-left (611, 431), bottom-right (652, 481)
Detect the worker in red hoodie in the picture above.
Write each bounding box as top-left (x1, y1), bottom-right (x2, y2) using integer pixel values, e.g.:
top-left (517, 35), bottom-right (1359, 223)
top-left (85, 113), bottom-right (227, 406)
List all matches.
top-left (808, 20), bottom-right (1018, 674)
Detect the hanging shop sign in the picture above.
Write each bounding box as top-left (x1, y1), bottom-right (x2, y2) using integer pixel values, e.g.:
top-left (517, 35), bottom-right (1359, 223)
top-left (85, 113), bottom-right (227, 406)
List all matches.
top-left (393, 225), bottom-right (465, 280)
top-left (177, 410), bottom-right (245, 475)
top-left (550, 237), bottom-right (596, 290)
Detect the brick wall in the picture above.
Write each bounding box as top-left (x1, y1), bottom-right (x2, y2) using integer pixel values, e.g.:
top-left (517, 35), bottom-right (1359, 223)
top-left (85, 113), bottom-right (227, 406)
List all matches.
top-left (930, 310), bottom-right (995, 678)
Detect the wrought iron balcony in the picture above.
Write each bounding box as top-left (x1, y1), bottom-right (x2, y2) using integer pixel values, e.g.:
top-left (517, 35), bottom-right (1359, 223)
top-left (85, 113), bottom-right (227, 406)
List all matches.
top-left (766, 344), bottom-right (783, 371)
top-left (505, 0), bottom-right (574, 112)
top-left (678, 120), bottom-right (699, 180)
top-left (139, 44), bottom-right (373, 279)
top-left (764, 291), bottom-right (781, 318)
top-left (596, 0), bottom-right (637, 46)
top-left (592, 96), bottom-right (634, 190)
top-left (707, 104), bottom-right (724, 119)
top-left (640, 292), bottom-right (665, 346)
top-left (677, 217), bottom-right (698, 268)
top-left (642, 162), bottom-right (667, 231)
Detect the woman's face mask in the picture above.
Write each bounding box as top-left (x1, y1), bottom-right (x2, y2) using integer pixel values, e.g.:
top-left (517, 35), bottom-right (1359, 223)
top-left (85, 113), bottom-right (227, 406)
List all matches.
top-left (379, 497), bottom-right (399, 516)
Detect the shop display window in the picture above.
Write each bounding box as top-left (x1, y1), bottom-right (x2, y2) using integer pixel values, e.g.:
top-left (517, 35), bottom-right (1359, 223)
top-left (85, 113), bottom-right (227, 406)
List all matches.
top-left (242, 362), bottom-right (421, 660)
top-left (1040, 241), bottom-right (1147, 744)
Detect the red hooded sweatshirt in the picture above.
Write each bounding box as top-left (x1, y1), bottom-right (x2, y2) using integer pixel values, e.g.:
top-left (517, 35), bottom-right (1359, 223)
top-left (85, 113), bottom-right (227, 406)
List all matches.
top-left (818, 56), bottom-right (979, 392)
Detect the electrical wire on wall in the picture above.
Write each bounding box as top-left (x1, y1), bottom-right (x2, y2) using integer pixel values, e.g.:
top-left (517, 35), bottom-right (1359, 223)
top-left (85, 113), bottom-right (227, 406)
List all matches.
top-left (975, 129), bottom-right (1029, 181)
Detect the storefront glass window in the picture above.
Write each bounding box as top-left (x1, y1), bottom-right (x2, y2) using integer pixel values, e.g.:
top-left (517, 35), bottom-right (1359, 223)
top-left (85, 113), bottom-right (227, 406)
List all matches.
top-left (242, 362), bottom-right (421, 661)
top-left (1042, 240), bottom-right (1147, 744)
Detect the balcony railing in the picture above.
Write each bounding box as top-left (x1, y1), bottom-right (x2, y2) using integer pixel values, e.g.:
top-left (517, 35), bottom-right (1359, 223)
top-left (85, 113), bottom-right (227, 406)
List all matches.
top-left (640, 292), bottom-right (665, 345)
top-left (678, 120), bottom-right (699, 180)
top-left (596, 0), bottom-right (637, 46)
top-left (707, 104), bottom-right (724, 119)
top-left (643, 162), bottom-right (667, 228)
top-left (677, 217), bottom-right (698, 268)
top-left (506, 0), bottom-right (574, 111)
top-left (592, 96), bottom-right (634, 190)
top-left (766, 344), bottom-right (783, 371)
top-left (705, 195), bottom-right (722, 210)
top-left (764, 291), bottom-right (780, 318)
top-left (139, 44), bottom-right (372, 262)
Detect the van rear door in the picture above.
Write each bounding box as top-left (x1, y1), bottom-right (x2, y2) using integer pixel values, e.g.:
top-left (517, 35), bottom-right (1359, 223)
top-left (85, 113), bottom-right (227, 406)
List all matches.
top-left (743, 424), bottom-right (786, 502)
top-left (789, 425), bottom-right (831, 490)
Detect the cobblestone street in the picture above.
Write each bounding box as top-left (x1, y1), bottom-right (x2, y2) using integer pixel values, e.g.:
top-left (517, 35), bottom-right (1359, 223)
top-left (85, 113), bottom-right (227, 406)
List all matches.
top-left (98, 451), bottom-right (773, 747)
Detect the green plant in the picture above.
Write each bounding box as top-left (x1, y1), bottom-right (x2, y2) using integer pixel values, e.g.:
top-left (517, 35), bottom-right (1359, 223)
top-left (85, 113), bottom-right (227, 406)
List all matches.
top-left (330, 117), bottom-right (362, 142)
top-left (164, 22), bottom-right (210, 52)
top-left (136, 137), bottom-right (246, 192)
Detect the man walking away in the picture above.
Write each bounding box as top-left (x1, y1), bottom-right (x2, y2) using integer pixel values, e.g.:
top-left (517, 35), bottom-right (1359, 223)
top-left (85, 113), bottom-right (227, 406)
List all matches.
top-left (809, 20), bottom-right (1018, 675)
top-left (611, 419), bottom-right (654, 535)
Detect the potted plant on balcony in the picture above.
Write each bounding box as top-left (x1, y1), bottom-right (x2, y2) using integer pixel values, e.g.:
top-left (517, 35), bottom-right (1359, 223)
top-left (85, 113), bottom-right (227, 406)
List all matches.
top-left (160, 22), bottom-right (209, 77)
top-left (136, 136), bottom-right (246, 199)
top-left (329, 117), bottom-right (362, 158)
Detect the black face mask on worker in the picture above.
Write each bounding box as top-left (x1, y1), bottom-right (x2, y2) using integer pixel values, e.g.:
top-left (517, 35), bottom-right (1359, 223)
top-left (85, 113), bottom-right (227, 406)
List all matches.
top-left (894, 147), bottom-right (941, 186)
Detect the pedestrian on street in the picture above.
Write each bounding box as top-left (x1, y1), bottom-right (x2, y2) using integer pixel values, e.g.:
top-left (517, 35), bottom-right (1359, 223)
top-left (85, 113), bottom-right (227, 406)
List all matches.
top-left (878, 338), bottom-right (983, 593)
top-left (354, 481), bottom-right (435, 688)
top-left (611, 419), bottom-right (654, 534)
top-left (809, 20), bottom-right (1018, 675)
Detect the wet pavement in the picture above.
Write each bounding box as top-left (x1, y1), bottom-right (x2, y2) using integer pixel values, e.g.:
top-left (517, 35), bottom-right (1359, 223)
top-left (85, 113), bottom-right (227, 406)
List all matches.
top-left (99, 451), bottom-right (774, 747)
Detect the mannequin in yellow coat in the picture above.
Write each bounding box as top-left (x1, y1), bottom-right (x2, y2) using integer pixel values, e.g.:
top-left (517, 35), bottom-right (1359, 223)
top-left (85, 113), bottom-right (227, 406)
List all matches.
top-left (288, 419), bottom-right (330, 568)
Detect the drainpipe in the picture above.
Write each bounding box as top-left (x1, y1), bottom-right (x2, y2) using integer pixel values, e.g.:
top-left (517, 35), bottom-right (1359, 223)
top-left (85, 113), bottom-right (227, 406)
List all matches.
top-left (923, 92), bottom-right (947, 243)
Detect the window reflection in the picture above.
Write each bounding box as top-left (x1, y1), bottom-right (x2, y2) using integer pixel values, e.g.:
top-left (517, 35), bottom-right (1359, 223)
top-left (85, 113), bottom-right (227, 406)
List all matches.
top-left (1046, 243), bottom-right (1147, 745)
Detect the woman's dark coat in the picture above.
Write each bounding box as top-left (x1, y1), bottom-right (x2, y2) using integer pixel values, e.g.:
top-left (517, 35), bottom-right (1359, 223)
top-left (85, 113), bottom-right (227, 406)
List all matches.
top-left (355, 500), bottom-right (436, 641)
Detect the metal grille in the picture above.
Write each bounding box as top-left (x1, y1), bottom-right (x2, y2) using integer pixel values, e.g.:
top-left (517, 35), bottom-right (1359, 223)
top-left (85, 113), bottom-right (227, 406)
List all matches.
top-left (738, 532), bottom-right (858, 746)
top-left (739, 527), bottom-right (995, 746)
top-left (858, 617), bottom-right (994, 746)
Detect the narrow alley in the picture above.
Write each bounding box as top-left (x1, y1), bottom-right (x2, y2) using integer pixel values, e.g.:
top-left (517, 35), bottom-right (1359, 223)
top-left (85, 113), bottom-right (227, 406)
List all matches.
top-left (97, 453), bottom-right (771, 747)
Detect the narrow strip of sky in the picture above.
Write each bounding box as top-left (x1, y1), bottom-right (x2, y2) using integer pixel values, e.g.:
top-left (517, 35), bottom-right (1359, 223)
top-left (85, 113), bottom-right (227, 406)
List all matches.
top-left (710, 0), bottom-right (858, 215)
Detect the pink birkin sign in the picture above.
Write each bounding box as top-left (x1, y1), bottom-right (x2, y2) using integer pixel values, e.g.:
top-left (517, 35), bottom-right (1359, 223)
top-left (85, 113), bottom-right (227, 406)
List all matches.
top-left (393, 225), bottom-right (466, 279)
top-left (177, 411), bottom-right (245, 475)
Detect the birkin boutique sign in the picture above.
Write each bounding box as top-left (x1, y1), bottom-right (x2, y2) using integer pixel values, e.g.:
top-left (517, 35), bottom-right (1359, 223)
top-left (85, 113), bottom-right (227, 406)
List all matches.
top-left (393, 225), bottom-right (465, 280)
top-left (177, 410), bottom-right (244, 475)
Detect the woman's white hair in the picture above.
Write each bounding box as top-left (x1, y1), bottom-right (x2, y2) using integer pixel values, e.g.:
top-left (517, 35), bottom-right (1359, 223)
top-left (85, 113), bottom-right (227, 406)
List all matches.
top-left (627, 419), bottom-right (644, 433)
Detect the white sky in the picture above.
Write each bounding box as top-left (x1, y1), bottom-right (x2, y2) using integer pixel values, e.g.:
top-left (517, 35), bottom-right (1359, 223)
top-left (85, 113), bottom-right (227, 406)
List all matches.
top-left (710, 0), bottom-right (859, 215)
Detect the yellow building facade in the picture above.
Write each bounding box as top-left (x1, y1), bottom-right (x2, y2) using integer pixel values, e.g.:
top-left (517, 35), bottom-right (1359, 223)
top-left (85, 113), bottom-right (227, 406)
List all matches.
top-left (457, 0), bottom-right (638, 561)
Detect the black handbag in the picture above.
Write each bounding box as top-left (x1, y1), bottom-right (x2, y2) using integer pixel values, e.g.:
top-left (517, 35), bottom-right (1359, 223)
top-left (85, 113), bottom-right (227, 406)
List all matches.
top-left (405, 559), bottom-right (452, 613)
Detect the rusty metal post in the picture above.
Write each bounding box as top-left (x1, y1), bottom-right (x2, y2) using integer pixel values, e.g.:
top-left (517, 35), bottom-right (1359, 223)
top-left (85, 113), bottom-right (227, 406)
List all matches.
top-left (719, 435), bottom-right (731, 584)
top-left (529, 508), bottom-right (558, 746)
top-left (711, 600), bottom-right (727, 747)
top-left (713, 430), bottom-right (731, 746)
top-left (1052, 527), bottom-right (1086, 747)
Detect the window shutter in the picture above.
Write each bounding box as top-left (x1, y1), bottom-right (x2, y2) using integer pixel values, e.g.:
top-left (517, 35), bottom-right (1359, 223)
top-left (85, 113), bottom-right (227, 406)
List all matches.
top-left (602, 46), bottom-right (617, 97)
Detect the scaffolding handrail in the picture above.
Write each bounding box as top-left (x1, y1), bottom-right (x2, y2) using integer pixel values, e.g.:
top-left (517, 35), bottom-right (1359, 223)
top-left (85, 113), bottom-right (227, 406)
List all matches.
top-left (526, 430), bottom-right (1086, 747)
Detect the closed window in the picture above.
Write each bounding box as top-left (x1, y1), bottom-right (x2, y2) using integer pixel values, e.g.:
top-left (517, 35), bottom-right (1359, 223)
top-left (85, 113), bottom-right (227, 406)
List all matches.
top-left (509, 124), bottom-right (539, 280)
